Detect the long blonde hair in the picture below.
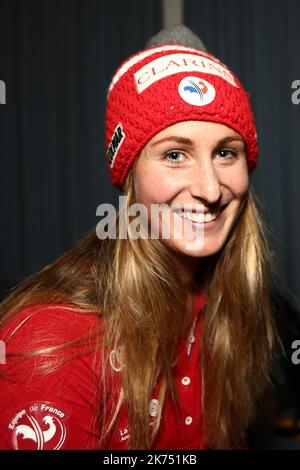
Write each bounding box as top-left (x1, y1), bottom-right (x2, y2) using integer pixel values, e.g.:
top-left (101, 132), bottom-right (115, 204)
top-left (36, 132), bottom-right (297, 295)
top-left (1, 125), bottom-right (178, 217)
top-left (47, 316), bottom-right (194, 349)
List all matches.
top-left (0, 169), bottom-right (281, 449)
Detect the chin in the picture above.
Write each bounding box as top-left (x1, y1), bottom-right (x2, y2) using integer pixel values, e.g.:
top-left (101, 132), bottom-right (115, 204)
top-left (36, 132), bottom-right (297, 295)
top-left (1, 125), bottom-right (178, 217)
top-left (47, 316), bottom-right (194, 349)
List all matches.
top-left (166, 238), bottom-right (225, 259)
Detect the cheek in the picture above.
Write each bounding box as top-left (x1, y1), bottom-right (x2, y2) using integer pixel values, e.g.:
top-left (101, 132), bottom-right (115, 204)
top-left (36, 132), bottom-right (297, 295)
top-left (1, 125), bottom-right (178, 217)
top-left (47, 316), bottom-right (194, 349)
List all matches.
top-left (237, 173), bottom-right (249, 198)
top-left (225, 166), bottom-right (249, 199)
top-left (134, 169), bottom-right (178, 206)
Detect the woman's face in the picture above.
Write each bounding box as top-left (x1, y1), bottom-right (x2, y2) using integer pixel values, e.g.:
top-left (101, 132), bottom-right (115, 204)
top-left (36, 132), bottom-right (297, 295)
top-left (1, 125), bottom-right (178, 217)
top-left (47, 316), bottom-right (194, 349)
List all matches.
top-left (132, 120), bottom-right (249, 262)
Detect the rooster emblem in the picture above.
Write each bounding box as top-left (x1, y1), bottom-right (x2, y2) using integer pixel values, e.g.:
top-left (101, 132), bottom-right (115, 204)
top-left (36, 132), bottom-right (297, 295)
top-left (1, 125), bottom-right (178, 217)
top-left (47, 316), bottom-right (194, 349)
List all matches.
top-left (13, 415), bottom-right (66, 450)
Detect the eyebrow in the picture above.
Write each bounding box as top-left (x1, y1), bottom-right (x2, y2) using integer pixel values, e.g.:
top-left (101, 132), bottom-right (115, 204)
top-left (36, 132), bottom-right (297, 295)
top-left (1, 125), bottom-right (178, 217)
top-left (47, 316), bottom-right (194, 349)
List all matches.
top-left (149, 135), bottom-right (245, 147)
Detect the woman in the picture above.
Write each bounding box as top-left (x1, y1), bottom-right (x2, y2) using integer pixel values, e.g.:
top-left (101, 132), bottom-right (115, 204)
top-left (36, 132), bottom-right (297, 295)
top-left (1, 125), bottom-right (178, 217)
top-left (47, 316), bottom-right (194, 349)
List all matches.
top-left (0, 26), bottom-right (281, 450)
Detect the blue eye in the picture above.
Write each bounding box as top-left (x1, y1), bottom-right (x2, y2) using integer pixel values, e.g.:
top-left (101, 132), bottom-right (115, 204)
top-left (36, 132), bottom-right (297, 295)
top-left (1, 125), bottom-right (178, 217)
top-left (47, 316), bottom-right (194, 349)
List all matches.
top-left (164, 151), bottom-right (184, 165)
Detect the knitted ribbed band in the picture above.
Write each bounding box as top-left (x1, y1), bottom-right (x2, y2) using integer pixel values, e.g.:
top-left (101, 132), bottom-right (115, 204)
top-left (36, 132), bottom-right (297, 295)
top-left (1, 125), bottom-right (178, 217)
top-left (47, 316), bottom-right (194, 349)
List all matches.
top-left (105, 44), bottom-right (258, 189)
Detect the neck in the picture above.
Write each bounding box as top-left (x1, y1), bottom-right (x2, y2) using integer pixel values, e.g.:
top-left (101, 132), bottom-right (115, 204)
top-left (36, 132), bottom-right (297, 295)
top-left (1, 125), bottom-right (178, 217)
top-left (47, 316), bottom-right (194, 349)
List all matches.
top-left (172, 250), bottom-right (202, 292)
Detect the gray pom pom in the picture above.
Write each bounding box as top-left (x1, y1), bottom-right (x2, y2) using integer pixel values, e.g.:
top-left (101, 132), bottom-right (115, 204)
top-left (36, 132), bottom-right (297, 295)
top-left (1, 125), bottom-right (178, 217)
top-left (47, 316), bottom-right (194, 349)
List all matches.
top-left (145, 25), bottom-right (207, 52)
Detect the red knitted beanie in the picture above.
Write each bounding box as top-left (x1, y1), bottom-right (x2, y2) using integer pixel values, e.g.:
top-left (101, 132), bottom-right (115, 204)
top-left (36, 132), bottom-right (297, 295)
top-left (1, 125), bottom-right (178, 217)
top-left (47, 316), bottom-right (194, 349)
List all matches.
top-left (105, 43), bottom-right (258, 190)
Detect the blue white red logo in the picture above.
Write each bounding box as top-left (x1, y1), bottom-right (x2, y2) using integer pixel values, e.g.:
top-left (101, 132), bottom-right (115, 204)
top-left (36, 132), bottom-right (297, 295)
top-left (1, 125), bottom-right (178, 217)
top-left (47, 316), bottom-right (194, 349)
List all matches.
top-left (178, 76), bottom-right (216, 106)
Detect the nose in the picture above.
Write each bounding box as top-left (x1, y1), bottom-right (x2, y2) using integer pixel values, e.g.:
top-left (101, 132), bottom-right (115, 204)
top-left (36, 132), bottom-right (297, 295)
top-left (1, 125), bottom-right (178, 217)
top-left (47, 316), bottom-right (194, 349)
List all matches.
top-left (188, 158), bottom-right (222, 205)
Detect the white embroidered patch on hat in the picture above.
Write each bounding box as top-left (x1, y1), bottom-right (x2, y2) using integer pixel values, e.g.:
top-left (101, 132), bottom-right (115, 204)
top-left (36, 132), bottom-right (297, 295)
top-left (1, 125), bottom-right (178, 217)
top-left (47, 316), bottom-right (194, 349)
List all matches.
top-left (178, 76), bottom-right (216, 106)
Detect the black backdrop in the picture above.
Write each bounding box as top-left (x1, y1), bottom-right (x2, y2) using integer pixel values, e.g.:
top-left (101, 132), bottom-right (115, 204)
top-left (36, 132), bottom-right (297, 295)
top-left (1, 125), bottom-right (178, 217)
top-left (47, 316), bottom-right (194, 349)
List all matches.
top-left (0, 0), bottom-right (162, 284)
top-left (185, 0), bottom-right (300, 313)
top-left (0, 0), bottom-right (300, 315)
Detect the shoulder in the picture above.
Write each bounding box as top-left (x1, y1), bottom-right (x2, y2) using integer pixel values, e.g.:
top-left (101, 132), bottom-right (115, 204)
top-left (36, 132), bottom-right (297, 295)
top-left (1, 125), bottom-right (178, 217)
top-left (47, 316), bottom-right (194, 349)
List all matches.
top-left (0, 304), bottom-right (105, 450)
top-left (0, 303), bottom-right (105, 384)
top-left (0, 302), bottom-right (103, 352)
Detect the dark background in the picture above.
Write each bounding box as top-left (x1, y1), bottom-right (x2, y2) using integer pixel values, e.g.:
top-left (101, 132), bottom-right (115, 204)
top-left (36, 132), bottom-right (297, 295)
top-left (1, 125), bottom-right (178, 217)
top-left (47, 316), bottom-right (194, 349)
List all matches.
top-left (1, 0), bottom-right (300, 448)
top-left (0, 0), bottom-right (299, 311)
top-left (0, 0), bottom-right (162, 284)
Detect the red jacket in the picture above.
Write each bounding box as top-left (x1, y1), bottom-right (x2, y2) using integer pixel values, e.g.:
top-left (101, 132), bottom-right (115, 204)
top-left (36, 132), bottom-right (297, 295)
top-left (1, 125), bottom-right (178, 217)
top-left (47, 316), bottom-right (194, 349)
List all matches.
top-left (0, 294), bottom-right (207, 450)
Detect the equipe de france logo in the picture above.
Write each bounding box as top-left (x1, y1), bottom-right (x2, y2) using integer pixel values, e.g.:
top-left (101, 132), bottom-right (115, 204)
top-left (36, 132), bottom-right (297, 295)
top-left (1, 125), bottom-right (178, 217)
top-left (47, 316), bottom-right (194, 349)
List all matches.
top-left (8, 402), bottom-right (68, 450)
top-left (178, 76), bottom-right (216, 106)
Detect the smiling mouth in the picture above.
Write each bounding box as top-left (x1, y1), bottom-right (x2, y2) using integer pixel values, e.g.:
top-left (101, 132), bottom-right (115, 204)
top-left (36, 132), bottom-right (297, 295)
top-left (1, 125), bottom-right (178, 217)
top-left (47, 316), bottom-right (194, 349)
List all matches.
top-left (175, 210), bottom-right (219, 223)
top-left (172, 204), bottom-right (227, 224)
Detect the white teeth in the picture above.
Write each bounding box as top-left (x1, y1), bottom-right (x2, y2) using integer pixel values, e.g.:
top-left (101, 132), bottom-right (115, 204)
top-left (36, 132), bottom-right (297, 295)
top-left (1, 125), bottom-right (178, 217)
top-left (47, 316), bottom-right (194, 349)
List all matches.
top-left (204, 213), bottom-right (214, 222)
top-left (176, 210), bottom-right (219, 223)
